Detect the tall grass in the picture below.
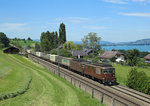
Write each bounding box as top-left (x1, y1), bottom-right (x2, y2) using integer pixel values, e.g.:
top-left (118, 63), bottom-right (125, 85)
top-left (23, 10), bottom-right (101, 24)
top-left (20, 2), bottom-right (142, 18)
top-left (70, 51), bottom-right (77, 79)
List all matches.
top-left (113, 63), bottom-right (150, 85)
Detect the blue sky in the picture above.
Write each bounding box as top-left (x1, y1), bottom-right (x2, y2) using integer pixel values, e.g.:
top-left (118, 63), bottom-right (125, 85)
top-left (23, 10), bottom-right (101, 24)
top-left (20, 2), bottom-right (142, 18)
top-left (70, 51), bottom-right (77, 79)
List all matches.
top-left (0, 0), bottom-right (150, 42)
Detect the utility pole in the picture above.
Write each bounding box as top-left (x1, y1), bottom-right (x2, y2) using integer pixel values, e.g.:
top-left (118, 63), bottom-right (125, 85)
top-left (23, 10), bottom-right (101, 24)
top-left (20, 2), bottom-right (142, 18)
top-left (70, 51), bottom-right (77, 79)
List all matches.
top-left (57, 41), bottom-right (60, 76)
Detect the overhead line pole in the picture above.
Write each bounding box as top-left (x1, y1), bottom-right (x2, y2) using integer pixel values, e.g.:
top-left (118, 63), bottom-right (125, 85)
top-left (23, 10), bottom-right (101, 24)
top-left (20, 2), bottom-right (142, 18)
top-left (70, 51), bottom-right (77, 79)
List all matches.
top-left (57, 40), bottom-right (60, 76)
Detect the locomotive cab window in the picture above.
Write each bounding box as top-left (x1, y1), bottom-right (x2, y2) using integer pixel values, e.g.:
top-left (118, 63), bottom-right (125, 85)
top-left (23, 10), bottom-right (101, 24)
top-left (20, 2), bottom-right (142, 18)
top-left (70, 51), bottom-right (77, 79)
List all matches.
top-left (104, 68), bottom-right (114, 74)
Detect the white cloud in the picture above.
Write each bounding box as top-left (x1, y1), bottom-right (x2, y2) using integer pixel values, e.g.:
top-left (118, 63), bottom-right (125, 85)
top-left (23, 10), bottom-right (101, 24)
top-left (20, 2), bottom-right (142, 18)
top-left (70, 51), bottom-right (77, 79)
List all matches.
top-left (119, 13), bottom-right (150, 17)
top-left (131, 0), bottom-right (150, 2)
top-left (0, 23), bottom-right (30, 32)
top-left (55, 17), bottom-right (89, 24)
top-left (82, 26), bottom-right (108, 30)
top-left (103, 0), bottom-right (150, 4)
top-left (103, 0), bottom-right (127, 4)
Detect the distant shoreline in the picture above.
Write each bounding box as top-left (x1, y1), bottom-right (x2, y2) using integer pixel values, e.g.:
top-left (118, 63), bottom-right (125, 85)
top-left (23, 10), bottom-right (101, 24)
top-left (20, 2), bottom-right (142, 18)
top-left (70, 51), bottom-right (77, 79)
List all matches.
top-left (102, 45), bottom-right (150, 52)
top-left (102, 44), bottom-right (150, 46)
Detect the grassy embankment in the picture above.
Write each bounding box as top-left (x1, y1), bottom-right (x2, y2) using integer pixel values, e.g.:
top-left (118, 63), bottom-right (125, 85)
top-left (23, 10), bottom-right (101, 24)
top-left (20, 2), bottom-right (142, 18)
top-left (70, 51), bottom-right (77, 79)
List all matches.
top-left (0, 51), bottom-right (104, 106)
top-left (113, 63), bottom-right (150, 85)
top-left (10, 40), bottom-right (39, 48)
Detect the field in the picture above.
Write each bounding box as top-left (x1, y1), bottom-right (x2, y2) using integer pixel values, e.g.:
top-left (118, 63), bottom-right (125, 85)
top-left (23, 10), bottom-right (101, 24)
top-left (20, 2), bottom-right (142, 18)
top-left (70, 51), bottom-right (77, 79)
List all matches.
top-left (113, 63), bottom-right (150, 85)
top-left (10, 40), bottom-right (39, 48)
top-left (0, 51), bottom-right (104, 106)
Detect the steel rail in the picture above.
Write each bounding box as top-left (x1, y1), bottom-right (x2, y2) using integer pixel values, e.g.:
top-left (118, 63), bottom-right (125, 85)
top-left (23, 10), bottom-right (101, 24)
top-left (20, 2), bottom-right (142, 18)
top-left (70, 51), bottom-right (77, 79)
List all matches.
top-left (29, 54), bottom-right (150, 106)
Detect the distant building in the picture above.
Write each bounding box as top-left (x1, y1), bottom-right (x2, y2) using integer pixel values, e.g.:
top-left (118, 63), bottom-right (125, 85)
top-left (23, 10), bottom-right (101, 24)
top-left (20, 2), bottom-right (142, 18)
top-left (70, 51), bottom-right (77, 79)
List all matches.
top-left (70, 50), bottom-right (88, 58)
top-left (3, 46), bottom-right (20, 54)
top-left (144, 54), bottom-right (150, 63)
top-left (83, 49), bottom-right (94, 55)
top-left (100, 51), bottom-right (126, 62)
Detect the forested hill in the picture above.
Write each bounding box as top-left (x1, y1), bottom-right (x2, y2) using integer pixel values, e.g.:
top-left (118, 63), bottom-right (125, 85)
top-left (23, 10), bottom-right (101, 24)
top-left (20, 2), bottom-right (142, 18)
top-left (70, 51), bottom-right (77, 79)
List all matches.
top-left (102, 38), bottom-right (150, 46)
top-left (129, 38), bottom-right (150, 45)
top-left (74, 38), bottom-right (150, 46)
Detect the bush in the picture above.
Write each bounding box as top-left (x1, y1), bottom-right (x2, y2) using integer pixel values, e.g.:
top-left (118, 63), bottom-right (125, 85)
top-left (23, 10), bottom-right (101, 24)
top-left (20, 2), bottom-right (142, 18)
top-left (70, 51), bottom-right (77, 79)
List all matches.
top-left (126, 67), bottom-right (150, 94)
top-left (0, 43), bottom-right (4, 49)
top-left (137, 58), bottom-right (150, 68)
top-left (60, 49), bottom-right (72, 57)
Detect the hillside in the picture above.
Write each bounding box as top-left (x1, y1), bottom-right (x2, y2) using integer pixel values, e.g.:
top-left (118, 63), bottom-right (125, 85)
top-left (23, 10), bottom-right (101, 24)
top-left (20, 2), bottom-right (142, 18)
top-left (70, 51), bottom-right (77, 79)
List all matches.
top-left (73, 40), bottom-right (114, 45)
top-left (130, 38), bottom-right (150, 45)
top-left (0, 52), bottom-right (103, 106)
top-left (73, 38), bottom-right (150, 46)
top-left (10, 39), bottom-right (40, 48)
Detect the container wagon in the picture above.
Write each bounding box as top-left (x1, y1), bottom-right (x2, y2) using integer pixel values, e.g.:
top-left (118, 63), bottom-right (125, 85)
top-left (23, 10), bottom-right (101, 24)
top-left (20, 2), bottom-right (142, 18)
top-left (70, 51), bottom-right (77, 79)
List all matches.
top-left (61, 57), bottom-right (72, 68)
top-left (50, 54), bottom-right (58, 63)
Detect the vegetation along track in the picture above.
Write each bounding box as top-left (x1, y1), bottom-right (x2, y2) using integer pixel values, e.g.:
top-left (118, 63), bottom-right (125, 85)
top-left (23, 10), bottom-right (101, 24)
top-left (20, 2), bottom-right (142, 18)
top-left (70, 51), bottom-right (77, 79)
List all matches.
top-left (0, 52), bottom-right (103, 106)
top-left (29, 54), bottom-right (150, 106)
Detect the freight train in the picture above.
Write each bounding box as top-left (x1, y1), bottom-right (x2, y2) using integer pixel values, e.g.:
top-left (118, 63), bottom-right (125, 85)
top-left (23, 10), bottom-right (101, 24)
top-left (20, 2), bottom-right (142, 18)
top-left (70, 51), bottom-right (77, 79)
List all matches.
top-left (28, 51), bottom-right (116, 85)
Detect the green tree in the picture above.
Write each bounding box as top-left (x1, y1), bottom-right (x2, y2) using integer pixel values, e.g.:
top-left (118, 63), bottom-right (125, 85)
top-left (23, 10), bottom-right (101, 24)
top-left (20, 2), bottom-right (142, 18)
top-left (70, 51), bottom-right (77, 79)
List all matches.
top-left (126, 49), bottom-right (140, 66)
top-left (27, 37), bottom-right (32, 41)
top-left (81, 32), bottom-right (101, 62)
top-left (60, 49), bottom-right (72, 57)
top-left (75, 44), bottom-right (83, 50)
top-left (81, 32), bottom-right (101, 51)
top-left (63, 41), bottom-right (76, 50)
top-left (59, 23), bottom-right (66, 44)
top-left (35, 43), bottom-right (40, 51)
top-left (126, 67), bottom-right (138, 88)
top-left (50, 49), bottom-right (57, 55)
top-left (0, 32), bottom-right (10, 47)
top-left (0, 43), bottom-right (4, 49)
top-left (53, 31), bottom-right (58, 48)
top-left (126, 68), bottom-right (150, 94)
top-left (40, 31), bottom-right (58, 52)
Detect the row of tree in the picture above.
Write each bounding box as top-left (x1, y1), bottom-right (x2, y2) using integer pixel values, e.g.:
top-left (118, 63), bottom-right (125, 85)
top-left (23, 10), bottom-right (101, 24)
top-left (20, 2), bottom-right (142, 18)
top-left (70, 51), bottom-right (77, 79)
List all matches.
top-left (40, 23), bottom-right (66, 52)
top-left (0, 32), bottom-right (9, 48)
top-left (11, 37), bottom-right (32, 41)
top-left (40, 31), bottom-right (58, 52)
top-left (126, 68), bottom-right (150, 94)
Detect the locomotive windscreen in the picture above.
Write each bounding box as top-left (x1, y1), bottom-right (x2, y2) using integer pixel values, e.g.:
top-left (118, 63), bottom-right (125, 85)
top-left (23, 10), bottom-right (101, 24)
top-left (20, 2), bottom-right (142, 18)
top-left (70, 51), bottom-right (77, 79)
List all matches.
top-left (104, 68), bottom-right (115, 74)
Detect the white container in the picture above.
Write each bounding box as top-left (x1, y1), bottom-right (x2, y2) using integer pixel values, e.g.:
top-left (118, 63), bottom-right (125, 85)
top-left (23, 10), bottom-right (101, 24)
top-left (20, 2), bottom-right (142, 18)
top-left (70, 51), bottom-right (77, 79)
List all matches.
top-left (50, 54), bottom-right (57, 62)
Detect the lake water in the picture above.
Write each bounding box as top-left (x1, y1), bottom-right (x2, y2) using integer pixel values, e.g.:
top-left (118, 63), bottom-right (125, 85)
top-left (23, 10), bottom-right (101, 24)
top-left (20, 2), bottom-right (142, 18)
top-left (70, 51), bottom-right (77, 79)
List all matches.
top-left (102, 45), bottom-right (150, 52)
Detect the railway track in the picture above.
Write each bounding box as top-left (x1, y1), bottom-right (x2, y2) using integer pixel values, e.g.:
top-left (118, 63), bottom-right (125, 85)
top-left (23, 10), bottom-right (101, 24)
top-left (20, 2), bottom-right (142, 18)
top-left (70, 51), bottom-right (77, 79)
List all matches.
top-left (29, 54), bottom-right (150, 106)
top-left (111, 85), bottom-right (150, 104)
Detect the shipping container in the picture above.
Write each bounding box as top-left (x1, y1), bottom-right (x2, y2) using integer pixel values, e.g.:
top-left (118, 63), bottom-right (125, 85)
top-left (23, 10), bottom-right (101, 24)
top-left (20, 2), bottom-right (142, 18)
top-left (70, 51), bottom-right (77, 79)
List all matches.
top-left (61, 57), bottom-right (72, 67)
top-left (41, 53), bottom-right (50, 60)
top-left (27, 50), bottom-right (31, 53)
top-left (36, 52), bottom-right (43, 57)
top-left (50, 54), bottom-right (58, 62)
top-left (56, 56), bottom-right (62, 63)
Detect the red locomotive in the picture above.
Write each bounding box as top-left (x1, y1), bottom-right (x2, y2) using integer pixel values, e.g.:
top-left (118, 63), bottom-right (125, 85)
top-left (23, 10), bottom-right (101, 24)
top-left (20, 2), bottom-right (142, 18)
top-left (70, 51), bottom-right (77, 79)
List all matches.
top-left (70, 59), bottom-right (116, 85)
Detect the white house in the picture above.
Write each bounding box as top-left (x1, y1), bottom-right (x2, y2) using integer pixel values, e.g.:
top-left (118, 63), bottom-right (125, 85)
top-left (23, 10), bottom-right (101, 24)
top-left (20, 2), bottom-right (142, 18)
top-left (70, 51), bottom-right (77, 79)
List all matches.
top-left (100, 51), bottom-right (126, 62)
